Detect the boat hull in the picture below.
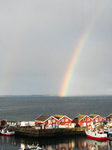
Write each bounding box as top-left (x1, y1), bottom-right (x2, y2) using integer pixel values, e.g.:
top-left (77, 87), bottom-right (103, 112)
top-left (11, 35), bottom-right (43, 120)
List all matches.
top-left (85, 130), bottom-right (107, 140)
top-left (107, 132), bottom-right (112, 140)
top-left (86, 134), bottom-right (107, 140)
top-left (1, 133), bottom-right (15, 136)
top-left (1, 128), bottom-right (15, 136)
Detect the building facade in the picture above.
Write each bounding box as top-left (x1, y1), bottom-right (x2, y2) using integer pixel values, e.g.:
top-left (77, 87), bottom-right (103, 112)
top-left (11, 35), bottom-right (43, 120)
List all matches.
top-left (54, 114), bottom-right (72, 128)
top-left (35, 115), bottom-right (59, 129)
top-left (72, 114), bottom-right (93, 127)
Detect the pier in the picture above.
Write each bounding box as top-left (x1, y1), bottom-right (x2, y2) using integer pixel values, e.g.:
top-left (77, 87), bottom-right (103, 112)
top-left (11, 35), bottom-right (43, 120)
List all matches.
top-left (10, 127), bottom-right (86, 137)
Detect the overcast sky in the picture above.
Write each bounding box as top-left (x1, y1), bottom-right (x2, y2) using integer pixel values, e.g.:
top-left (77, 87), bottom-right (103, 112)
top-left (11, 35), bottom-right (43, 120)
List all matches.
top-left (0, 0), bottom-right (112, 96)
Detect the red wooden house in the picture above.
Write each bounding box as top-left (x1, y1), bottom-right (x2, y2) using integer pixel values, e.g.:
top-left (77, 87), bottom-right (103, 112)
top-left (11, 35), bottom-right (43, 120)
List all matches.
top-left (0, 120), bottom-right (7, 126)
top-left (72, 114), bottom-right (93, 127)
top-left (89, 114), bottom-right (105, 122)
top-left (54, 114), bottom-right (72, 128)
top-left (35, 115), bottom-right (58, 129)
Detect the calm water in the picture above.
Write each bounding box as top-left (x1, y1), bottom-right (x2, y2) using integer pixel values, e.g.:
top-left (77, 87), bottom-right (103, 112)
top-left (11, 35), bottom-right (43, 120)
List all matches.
top-left (0, 95), bottom-right (112, 121)
top-left (0, 134), bottom-right (112, 150)
top-left (0, 95), bottom-right (112, 150)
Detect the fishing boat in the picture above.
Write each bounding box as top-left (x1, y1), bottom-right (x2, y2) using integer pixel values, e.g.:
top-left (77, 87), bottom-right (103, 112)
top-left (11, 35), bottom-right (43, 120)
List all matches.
top-left (1, 128), bottom-right (15, 136)
top-left (85, 128), bottom-right (107, 140)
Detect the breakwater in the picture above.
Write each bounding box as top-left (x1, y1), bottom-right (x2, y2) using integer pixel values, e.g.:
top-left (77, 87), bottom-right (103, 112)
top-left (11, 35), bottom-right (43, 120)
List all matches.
top-left (10, 127), bottom-right (86, 137)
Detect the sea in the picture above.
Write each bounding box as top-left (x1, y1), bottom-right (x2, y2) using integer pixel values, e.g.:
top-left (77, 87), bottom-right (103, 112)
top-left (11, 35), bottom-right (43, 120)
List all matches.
top-left (0, 95), bottom-right (112, 150)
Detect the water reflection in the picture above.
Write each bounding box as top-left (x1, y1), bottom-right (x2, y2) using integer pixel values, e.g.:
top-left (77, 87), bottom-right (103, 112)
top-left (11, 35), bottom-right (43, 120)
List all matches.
top-left (86, 139), bottom-right (107, 150)
top-left (0, 135), bottom-right (112, 150)
top-left (0, 135), bottom-right (20, 149)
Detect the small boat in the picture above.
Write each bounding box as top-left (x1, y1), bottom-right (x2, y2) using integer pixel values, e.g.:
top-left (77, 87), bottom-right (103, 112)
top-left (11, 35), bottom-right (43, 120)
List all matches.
top-left (107, 131), bottom-right (112, 140)
top-left (85, 128), bottom-right (107, 140)
top-left (1, 128), bottom-right (15, 136)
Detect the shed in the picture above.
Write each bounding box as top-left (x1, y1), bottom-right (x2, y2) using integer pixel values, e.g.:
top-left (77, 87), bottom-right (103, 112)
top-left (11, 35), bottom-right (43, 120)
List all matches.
top-left (89, 114), bottom-right (105, 122)
top-left (54, 114), bottom-right (72, 128)
top-left (72, 114), bottom-right (93, 127)
top-left (106, 113), bottom-right (112, 121)
top-left (35, 115), bottom-right (58, 129)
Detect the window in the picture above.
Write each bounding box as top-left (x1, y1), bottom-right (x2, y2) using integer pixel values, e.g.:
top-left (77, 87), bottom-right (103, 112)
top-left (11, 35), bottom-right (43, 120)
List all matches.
top-left (48, 120), bottom-right (51, 124)
top-left (99, 118), bottom-right (101, 121)
top-left (84, 118), bottom-right (86, 121)
top-left (87, 118), bottom-right (90, 121)
top-left (62, 119), bottom-right (64, 122)
top-left (53, 119), bottom-right (55, 123)
top-left (66, 119), bottom-right (68, 122)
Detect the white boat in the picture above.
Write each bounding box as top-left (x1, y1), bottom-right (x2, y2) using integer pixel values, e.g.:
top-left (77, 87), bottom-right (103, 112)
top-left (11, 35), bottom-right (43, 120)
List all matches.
top-left (1, 128), bottom-right (15, 136)
top-left (85, 128), bottom-right (107, 140)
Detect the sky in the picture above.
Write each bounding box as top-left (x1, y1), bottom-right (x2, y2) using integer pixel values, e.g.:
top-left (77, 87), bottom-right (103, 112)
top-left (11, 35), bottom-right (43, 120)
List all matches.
top-left (0, 0), bottom-right (112, 96)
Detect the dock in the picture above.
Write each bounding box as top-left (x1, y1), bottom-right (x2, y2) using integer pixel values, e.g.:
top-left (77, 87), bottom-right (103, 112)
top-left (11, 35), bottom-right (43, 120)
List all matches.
top-left (10, 127), bottom-right (86, 137)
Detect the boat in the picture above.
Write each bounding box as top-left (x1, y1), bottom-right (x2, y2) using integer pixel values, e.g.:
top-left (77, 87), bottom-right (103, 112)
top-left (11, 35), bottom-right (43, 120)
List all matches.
top-left (85, 128), bottom-right (107, 140)
top-left (107, 131), bottom-right (112, 140)
top-left (1, 128), bottom-right (15, 136)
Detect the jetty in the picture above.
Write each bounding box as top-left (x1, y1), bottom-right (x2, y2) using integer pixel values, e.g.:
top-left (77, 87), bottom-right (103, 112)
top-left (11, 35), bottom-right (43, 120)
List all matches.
top-left (10, 126), bottom-right (86, 137)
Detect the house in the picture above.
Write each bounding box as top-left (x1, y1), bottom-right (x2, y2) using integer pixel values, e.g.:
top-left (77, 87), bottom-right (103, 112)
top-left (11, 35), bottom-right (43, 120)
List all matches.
top-left (7, 121), bottom-right (17, 126)
top-left (35, 115), bottom-right (59, 129)
top-left (0, 120), bottom-right (7, 126)
top-left (106, 113), bottom-right (112, 121)
top-left (20, 121), bottom-right (35, 127)
top-left (72, 114), bottom-right (93, 127)
top-left (89, 114), bottom-right (105, 123)
top-left (54, 114), bottom-right (73, 128)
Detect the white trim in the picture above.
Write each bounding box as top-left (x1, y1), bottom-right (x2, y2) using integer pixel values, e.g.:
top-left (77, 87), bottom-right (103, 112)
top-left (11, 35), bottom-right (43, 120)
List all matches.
top-left (44, 116), bottom-right (59, 122)
top-left (80, 115), bottom-right (93, 121)
top-left (58, 115), bottom-right (72, 121)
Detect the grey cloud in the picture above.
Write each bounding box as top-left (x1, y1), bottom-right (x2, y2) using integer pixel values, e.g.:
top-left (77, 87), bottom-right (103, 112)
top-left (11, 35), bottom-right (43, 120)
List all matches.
top-left (0, 0), bottom-right (112, 96)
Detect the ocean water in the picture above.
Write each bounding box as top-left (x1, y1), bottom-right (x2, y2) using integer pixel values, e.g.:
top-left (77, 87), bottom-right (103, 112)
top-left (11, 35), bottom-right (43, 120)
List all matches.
top-left (0, 95), bottom-right (112, 121)
top-left (0, 135), bottom-right (112, 150)
top-left (0, 95), bottom-right (112, 150)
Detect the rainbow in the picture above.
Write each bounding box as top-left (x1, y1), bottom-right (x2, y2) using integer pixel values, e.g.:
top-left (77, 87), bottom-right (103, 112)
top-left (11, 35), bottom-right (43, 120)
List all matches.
top-left (59, 0), bottom-right (108, 97)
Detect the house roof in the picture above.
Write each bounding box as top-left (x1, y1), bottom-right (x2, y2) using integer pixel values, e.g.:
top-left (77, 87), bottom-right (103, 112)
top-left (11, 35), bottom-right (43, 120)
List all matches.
top-left (74, 114), bottom-right (86, 120)
top-left (54, 114), bottom-right (64, 119)
top-left (89, 114), bottom-right (98, 119)
top-left (35, 115), bottom-right (51, 121)
top-left (54, 114), bottom-right (72, 121)
top-left (107, 113), bottom-right (112, 118)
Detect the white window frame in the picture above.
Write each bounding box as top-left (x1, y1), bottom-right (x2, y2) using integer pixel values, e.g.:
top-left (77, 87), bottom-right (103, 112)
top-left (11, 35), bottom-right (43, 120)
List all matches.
top-left (48, 120), bottom-right (51, 124)
top-left (84, 118), bottom-right (86, 121)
